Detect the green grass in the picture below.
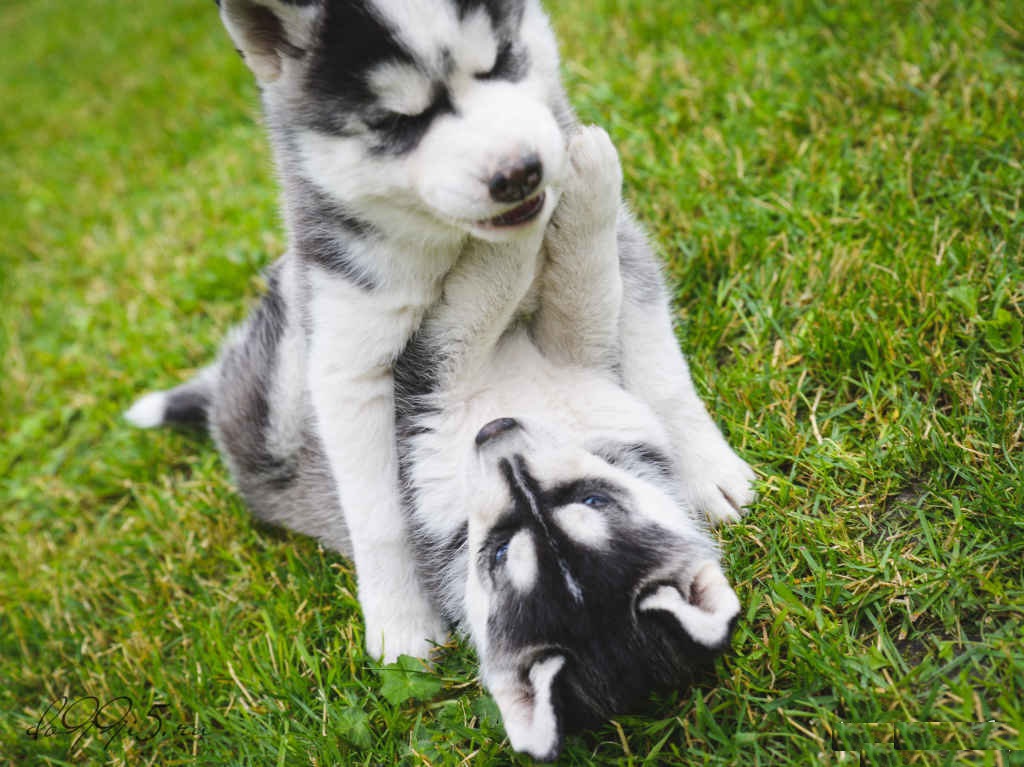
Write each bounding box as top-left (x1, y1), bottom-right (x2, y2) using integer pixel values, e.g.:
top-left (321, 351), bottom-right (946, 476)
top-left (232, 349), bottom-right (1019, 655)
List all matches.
top-left (2, 0), bottom-right (1022, 764)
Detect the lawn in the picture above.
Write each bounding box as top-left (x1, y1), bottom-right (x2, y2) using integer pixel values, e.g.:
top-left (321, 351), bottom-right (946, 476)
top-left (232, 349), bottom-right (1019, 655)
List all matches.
top-left (2, 0), bottom-right (1022, 765)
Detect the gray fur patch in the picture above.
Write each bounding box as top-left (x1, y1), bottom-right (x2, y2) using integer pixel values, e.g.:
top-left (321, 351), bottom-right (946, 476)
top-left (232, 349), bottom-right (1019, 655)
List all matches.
top-left (290, 176), bottom-right (379, 290)
top-left (617, 213), bottom-right (666, 307)
top-left (209, 261), bottom-right (350, 555)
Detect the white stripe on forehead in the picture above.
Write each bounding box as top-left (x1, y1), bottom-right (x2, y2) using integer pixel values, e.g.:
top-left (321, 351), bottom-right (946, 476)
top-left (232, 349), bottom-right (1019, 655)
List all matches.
top-left (366, 0), bottom-right (456, 66)
top-left (367, 0), bottom-right (498, 75)
top-left (453, 7), bottom-right (498, 76)
top-left (508, 457), bottom-right (543, 523)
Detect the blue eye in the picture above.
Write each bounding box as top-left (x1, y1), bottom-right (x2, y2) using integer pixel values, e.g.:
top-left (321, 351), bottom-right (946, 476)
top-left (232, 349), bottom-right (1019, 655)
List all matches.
top-left (494, 542), bottom-right (509, 564)
top-left (582, 494), bottom-right (610, 508)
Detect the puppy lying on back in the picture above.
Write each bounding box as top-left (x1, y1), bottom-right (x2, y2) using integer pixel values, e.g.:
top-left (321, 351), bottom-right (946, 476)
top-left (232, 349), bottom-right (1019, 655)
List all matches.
top-left (396, 128), bottom-right (742, 760)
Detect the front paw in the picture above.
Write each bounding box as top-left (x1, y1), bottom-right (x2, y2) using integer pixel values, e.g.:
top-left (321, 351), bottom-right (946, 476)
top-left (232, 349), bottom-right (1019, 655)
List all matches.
top-left (551, 125), bottom-right (623, 231)
top-left (679, 441), bottom-right (757, 525)
top-left (362, 594), bottom-right (448, 663)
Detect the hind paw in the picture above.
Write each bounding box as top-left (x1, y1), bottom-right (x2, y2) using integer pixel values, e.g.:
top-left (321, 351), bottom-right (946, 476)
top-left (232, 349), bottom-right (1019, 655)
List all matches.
top-left (679, 440), bottom-right (757, 526)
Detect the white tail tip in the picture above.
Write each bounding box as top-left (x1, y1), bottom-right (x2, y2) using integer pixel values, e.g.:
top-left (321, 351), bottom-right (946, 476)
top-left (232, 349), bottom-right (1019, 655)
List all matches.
top-left (124, 392), bottom-right (168, 428)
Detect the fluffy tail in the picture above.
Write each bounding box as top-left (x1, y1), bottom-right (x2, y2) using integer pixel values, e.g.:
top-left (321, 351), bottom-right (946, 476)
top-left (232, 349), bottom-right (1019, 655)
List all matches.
top-left (125, 365), bottom-right (217, 430)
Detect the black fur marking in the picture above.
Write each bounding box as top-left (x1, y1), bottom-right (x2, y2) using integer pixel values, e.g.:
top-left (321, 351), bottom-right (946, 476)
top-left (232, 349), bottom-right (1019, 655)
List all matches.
top-left (214, 264), bottom-right (298, 490)
top-left (394, 320), bottom-right (456, 619)
top-left (546, 476), bottom-right (628, 511)
top-left (290, 176), bottom-right (379, 289)
top-left (366, 85), bottom-right (456, 156)
top-left (291, 0), bottom-right (528, 142)
top-left (453, 0), bottom-right (526, 33)
top-left (164, 387), bottom-right (210, 429)
top-left (475, 40), bottom-right (529, 82)
top-left (393, 308), bottom-right (448, 470)
top-left (617, 218), bottom-right (666, 306)
top-left (302, 1), bottom-right (416, 134)
top-left (485, 457), bottom-right (732, 732)
top-left (395, 350), bottom-right (466, 625)
top-left (422, 521), bottom-right (469, 625)
top-left (396, 426), bottom-right (465, 624)
top-left (481, 518), bottom-right (522, 574)
top-left (393, 322), bottom-right (446, 470)
top-left (291, 175), bottom-right (375, 236)
top-left (295, 228), bottom-right (377, 289)
top-left (590, 441), bottom-right (675, 479)
top-left (393, 323), bottom-right (447, 405)
top-left (627, 443), bottom-right (675, 475)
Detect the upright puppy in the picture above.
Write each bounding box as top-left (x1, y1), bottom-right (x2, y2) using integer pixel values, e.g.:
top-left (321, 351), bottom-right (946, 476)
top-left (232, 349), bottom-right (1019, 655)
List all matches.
top-left (127, 0), bottom-right (755, 661)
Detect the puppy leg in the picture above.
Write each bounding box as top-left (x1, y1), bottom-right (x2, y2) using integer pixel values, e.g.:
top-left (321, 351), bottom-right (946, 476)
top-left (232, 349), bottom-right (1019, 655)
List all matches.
top-left (418, 230), bottom-right (548, 391)
top-left (534, 126), bottom-right (624, 373)
top-left (307, 269), bottom-right (449, 662)
top-left (533, 127), bottom-right (753, 523)
top-left (616, 217), bottom-right (756, 523)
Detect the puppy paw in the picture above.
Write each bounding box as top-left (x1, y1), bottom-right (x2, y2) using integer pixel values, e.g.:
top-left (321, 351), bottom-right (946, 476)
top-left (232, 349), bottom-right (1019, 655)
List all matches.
top-left (553, 125), bottom-right (623, 230)
top-left (679, 440), bottom-right (757, 526)
top-left (362, 597), bottom-right (448, 663)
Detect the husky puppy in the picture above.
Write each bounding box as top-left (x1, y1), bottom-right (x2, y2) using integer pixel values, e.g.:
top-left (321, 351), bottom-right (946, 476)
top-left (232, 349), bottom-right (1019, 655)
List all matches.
top-left (396, 127), bottom-right (741, 760)
top-left (126, 0), bottom-right (754, 662)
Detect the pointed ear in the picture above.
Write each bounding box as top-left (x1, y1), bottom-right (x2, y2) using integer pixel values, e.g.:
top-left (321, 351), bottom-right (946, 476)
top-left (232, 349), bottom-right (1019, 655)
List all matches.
top-left (486, 655), bottom-right (566, 762)
top-left (218, 0), bottom-right (320, 82)
top-left (639, 562), bottom-right (740, 649)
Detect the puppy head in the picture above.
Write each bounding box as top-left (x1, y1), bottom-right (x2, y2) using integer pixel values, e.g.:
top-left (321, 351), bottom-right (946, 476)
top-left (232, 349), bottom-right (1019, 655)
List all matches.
top-left (218, 0), bottom-right (570, 242)
top-left (464, 419), bottom-right (741, 761)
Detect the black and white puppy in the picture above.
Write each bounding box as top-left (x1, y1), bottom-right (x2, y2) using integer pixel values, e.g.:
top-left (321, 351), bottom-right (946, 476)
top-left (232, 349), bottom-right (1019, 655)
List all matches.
top-left (126, 0), bottom-right (754, 663)
top-left (397, 126), bottom-right (741, 761)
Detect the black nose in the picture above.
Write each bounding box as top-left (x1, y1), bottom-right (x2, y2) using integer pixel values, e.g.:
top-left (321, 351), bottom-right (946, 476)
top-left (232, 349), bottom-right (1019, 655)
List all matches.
top-left (475, 417), bottom-right (521, 447)
top-left (489, 154), bottom-right (543, 203)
